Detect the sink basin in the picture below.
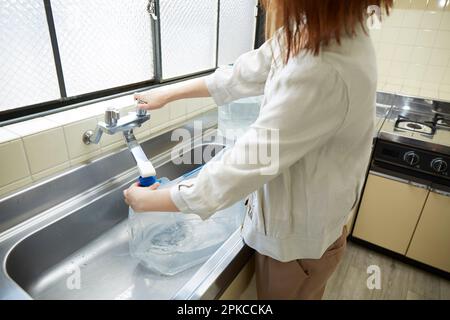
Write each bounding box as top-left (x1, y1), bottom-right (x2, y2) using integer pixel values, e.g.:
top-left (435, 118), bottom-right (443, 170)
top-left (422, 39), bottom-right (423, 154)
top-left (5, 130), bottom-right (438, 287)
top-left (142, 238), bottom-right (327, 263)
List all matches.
top-left (1, 131), bottom-right (251, 299)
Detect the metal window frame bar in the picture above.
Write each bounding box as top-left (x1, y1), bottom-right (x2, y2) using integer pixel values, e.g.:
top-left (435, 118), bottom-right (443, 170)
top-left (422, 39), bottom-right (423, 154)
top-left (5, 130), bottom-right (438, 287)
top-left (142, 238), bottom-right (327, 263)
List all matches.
top-left (254, 0), bottom-right (266, 49)
top-left (152, 0), bottom-right (163, 81)
top-left (43, 0), bottom-right (67, 98)
top-left (215, 0), bottom-right (220, 68)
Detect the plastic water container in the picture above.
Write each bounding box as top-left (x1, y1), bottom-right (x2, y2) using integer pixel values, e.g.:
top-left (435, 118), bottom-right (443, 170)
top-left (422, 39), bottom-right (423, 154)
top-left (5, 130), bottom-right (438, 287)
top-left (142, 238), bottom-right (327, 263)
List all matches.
top-left (128, 170), bottom-right (246, 276)
top-left (218, 96), bottom-right (263, 145)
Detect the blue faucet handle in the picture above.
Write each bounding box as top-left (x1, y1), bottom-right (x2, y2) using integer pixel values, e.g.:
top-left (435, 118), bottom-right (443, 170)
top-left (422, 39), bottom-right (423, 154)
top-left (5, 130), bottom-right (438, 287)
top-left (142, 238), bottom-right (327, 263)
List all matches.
top-left (138, 176), bottom-right (158, 187)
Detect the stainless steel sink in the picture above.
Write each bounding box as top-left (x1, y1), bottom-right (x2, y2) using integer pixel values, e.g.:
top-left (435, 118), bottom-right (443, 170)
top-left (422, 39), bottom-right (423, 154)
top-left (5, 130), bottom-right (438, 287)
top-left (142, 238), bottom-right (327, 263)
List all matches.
top-left (0, 111), bottom-right (253, 300)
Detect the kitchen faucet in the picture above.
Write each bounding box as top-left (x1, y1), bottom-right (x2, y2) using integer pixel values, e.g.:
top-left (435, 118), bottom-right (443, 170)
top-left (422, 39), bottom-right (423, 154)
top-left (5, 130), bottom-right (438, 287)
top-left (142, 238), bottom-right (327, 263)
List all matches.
top-left (82, 103), bottom-right (156, 179)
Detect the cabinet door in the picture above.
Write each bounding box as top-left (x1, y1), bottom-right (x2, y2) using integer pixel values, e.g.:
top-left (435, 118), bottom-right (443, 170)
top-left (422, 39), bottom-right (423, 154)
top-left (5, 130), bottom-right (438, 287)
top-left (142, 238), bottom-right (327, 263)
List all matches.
top-left (406, 191), bottom-right (450, 273)
top-left (353, 173), bottom-right (428, 254)
top-left (219, 256), bottom-right (255, 300)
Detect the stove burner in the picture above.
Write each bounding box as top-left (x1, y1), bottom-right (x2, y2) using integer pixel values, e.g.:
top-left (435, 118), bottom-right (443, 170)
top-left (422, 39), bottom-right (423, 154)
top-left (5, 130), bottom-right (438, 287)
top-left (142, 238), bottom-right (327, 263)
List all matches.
top-left (436, 117), bottom-right (450, 128)
top-left (394, 116), bottom-right (436, 135)
top-left (406, 123), bottom-right (423, 130)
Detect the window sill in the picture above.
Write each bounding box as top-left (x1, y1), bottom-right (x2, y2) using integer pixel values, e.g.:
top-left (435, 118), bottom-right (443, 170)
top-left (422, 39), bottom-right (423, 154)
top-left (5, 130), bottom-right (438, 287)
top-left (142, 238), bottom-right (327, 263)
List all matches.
top-left (0, 80), bottom-right (217, 198)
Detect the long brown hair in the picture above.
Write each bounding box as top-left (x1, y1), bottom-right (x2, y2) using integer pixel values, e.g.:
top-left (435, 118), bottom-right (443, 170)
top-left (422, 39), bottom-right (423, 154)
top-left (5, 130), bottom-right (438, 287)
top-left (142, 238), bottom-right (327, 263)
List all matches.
top-left (262, 0), bottom-right (393, 63)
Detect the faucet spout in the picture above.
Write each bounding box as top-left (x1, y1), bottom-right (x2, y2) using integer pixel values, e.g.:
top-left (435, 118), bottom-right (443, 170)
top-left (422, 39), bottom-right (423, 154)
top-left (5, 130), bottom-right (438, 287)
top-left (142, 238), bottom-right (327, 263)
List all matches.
top-left (82, 103), bottom-right (155, 179)
top-left (124, 130), bottom-right (156, 178)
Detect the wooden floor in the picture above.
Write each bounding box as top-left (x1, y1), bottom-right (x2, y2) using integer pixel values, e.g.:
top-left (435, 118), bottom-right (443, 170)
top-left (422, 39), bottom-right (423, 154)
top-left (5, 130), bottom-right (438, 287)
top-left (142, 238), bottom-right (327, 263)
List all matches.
top-left (240, 241), bottom-right (450, 300)
top-left (323, 241), bottom-right (450, 300)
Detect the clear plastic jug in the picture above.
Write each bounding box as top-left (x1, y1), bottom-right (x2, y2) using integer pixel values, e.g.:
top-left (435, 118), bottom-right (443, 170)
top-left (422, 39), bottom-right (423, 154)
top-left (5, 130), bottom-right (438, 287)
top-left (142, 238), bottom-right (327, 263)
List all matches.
top-left (128, 169), bottom-right (245, 276)
top-left (218, 96), bottom-right (263, 145)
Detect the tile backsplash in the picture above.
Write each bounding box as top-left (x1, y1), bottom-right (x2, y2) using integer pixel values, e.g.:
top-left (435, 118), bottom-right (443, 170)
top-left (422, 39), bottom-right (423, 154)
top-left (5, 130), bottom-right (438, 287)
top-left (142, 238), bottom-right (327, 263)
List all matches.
top-left (0, 88), bottom-right (217, 198)
top-left (372, 0), bottom-right (450, 100)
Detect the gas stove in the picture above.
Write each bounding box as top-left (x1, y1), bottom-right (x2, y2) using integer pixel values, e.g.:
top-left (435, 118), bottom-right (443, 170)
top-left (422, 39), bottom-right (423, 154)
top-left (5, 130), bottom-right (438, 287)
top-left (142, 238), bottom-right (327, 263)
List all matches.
top-left (375, 95), bottom-right (450, 183)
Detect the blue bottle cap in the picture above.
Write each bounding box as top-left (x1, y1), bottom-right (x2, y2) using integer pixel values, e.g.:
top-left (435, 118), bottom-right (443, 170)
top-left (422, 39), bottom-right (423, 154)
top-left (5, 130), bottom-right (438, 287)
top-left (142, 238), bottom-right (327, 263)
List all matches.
top-left (138, 176), bottom-right (157, 187)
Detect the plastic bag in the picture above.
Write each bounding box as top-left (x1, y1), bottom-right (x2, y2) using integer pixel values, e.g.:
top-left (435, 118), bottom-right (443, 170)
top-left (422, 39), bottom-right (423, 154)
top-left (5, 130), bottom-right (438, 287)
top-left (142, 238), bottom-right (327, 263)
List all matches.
top-left (128, 170), bottom-right (245, 276)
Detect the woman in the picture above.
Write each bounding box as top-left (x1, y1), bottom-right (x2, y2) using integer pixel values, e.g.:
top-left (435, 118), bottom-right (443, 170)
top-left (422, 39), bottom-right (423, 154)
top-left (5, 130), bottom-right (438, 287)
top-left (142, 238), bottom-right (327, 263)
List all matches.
top-left (124, 0), bottom-right (393, 300)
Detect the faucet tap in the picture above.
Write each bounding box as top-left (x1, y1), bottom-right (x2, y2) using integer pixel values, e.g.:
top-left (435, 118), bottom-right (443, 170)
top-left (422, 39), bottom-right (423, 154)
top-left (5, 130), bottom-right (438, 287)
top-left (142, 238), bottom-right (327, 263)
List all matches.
top-left (82, 103), bottom-right (156, 178)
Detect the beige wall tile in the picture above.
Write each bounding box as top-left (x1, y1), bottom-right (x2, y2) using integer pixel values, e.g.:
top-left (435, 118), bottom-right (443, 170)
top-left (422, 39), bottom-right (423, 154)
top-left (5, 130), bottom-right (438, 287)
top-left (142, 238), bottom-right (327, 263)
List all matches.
top-left (101, 140), bottom-right (126, 154)
top-left (415, 29), bottom-right (437, 47)
top-left (434, 30), bottom-right (450, 48)
top-left (149, 108), bottom-right (170, 127)
top-left (411, 0), bottom-right (429, 10)
top-left (45, 107), bottom-right (95, 126)
top-left (424, 65), bottom-right (446, 83)
top-left (395, 0), bottom-right (412, 10)
top-left (384, 9), bottom-right (406, 27)
top-left (393, 45), bottom-right (414, 62)
top-left (5, 117), bottom-right (60, 137)
top-left (441, 11), bottom-right (450, 29)
top-left (411, 46), bottom-right (432, 64)
top-left (403, 79), bottom-right (422, 87)
top-left (401, 85), bottom-right (421, 95)
top-left (186, 99), bottom-right (208, 114)
top-left (406, 64), bottom-right (427, 80)
top-left (70, 150), bottom-right (102, 167)
top-left (0, 177), bottom-right (33, 198)
top-left (0, 127), bottom-right (19, 144)
top-left (389, 61), bottom-right (410, 78)
top-left (23, 127), bottom-right (69, 174)
top-left (0, 139), bottom-right (30, 187)
top-left (378, 43), bottom-right (396, 59)
top-left (439, 90), bottom-right (450, 99)
top-left (63, 118), bottom-right (100, 159)
top-left (429, 48), bottom-right (450, 65)
top-left (168, 100), bottom-right (187, 120)
top-left (387, 76), bottom-right (405, 85)
top-left (421, 11), bottom-right (443, 29)
top-left (420, 87), bottom-right (439, 97)
top-left (402, 9), bottom-right (423, 27)
top-left (32, 162), bottom-right (70, 182)
top-left (385, 83), bottom-right (402, 93)
top-left (378, 59), bottom-right (392, 76)
top-left (442, 67), bottom-right (450, 83)
top-left (381, 26), bottom-right (401, 43)
top-left (398, 28), bottom-right (418, 45)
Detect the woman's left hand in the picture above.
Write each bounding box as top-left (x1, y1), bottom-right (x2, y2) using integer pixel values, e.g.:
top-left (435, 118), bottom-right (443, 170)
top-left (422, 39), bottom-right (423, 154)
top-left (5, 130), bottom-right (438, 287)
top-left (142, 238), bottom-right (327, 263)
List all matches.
top-left (123, 182), bottom-right (179, 213)
top-left (123, 182), bottom-right (160, 212)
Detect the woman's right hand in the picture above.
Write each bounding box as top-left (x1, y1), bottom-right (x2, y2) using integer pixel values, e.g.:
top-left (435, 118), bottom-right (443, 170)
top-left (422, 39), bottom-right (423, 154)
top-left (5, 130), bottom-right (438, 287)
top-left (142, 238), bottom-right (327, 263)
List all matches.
top-left (134, 88), bottom-right (170, 110)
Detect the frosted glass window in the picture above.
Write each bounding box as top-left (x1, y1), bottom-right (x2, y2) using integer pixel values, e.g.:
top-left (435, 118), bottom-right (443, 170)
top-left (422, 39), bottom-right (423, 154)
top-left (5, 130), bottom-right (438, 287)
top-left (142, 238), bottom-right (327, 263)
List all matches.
top-left (160, 0), bottom-right (218, 79)
top-left (218, 0), bottom-right (257, 66)
top-left (0, 1), bottom-right (60, 112)
top-left (51, 0), bottom-right (154, 97)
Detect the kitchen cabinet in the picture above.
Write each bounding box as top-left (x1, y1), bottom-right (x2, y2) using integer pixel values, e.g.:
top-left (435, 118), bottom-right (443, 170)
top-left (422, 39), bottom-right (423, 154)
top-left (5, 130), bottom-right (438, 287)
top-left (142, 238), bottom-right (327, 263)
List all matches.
top-left (406, 190), bottom-right (450, 273)
top-left (219, 255), bottom-right (255, 300)
top-left (353, 173), bottom-right (429, 255)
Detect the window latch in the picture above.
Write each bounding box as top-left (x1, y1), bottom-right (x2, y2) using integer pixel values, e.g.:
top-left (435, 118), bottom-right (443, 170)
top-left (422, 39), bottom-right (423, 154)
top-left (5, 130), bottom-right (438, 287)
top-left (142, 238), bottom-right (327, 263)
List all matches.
top-left (147, 0), bottom-right (158, 20)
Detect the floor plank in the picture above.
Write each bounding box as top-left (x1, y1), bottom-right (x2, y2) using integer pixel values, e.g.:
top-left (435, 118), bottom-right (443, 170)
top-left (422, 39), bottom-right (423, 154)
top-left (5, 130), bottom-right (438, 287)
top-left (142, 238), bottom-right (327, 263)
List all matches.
top-left (323, 241), bottom-right (450, 300)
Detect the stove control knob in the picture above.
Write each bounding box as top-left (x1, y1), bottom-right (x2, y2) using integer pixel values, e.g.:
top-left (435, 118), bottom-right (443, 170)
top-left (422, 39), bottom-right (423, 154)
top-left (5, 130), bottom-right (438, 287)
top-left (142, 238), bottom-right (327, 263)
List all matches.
top-left (403, 151), bottom-right (420, 166)
top-left (431, 158), bottom-right (448, 173)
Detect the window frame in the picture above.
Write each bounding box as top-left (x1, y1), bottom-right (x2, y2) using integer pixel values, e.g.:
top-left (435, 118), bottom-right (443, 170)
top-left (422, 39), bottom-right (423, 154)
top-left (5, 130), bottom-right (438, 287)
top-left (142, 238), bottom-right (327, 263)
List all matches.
top-left (0, 0), bottom-right (263, 124)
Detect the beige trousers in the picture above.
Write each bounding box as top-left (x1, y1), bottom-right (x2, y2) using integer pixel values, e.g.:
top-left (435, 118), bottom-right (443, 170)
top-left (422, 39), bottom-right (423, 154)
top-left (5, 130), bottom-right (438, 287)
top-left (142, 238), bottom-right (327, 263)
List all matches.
top-left (255, 227), bottom-right (347, 300)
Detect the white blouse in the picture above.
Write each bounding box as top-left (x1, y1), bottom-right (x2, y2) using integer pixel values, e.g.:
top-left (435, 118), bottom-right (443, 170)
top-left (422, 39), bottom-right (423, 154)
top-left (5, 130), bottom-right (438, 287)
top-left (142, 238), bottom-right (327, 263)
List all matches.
top-left (171, 29), bottom-right (377, 262)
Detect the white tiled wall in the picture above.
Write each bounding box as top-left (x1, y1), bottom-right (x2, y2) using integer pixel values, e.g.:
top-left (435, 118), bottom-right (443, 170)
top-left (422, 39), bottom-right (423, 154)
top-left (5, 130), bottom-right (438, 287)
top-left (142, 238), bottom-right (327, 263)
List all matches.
top-left (373, 0), bottom-right (450, 99)
top-left (0, 82), bottom-right (217, 197)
